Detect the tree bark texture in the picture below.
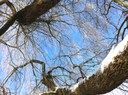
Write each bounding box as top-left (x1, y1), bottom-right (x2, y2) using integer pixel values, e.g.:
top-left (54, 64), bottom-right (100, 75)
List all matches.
top-left (0, 0), bottom-right (128, 95)
top-left (41, 44), bottom-right (128, 95)
top-left (17, 0), bottom-right (61, 25)
top-left (113, 0), bottom-right (128, 8)
top-left (0, 0), bottom-right (61, 36)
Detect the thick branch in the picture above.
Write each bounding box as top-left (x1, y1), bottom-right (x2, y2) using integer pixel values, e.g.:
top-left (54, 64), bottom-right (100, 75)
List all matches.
top-left (75, 45), bottom-right (128, 95)
top-left (0, 0), bottom-right (16, 36)
top-left (42, 74), bottom-right (57, 91)
top-left (41, 44), bottom-right (128, 95)
top-left (113, 0), bottom-right (128, 7)
top-left (0, 15), bottom-right (17, 36)
top-left (0, 0), bottom-right (61, 36)
top-left (17, 0), bottom-right (61, 25)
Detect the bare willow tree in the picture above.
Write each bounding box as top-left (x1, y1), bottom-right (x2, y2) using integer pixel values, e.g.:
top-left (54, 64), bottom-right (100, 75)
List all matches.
top-left (0, 0), bottom-right (128, 95)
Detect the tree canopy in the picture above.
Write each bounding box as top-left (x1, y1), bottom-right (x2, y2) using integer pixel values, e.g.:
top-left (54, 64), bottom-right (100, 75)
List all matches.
top-left (0, 0), bottom-right (128, 95)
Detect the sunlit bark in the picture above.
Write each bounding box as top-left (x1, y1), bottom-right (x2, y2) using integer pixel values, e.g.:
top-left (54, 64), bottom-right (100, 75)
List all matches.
top-left (113, 0), bottom-right (128, 8)
top-left (41, 45), bottom-right (128, 95)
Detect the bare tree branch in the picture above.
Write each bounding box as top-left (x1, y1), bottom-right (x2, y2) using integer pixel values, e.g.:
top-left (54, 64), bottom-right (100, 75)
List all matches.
top-left (116, 16), bottom-right (128, 43)
top-left (40, 44), bottom-right (128, 95)
top-left (0, 0), bottom-right (61, 36)
top-left (4, 0), bottom-right (16, 15)
top-left (17, 0), bottom-right (61, 25)
top-left (2, 59), bottom-right (45, 85)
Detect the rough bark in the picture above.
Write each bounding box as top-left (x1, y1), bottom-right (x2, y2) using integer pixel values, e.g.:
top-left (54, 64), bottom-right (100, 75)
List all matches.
top-left (113, 0), bottom-right (128, 8)
top-left (0, 0), bottom-right (60, 36)
top-left (41, 44), bottom-right (128, 95)
top-left (42, 74), bottom-right (56, 91)
top-left (0, 1), bottom-right (128, 94)
top-left (17, 0), bottom-right (61, 25)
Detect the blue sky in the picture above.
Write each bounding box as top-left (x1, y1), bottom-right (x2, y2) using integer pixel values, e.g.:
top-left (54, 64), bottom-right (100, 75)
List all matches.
top-left (0, 0), bottom-right (128, 95)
